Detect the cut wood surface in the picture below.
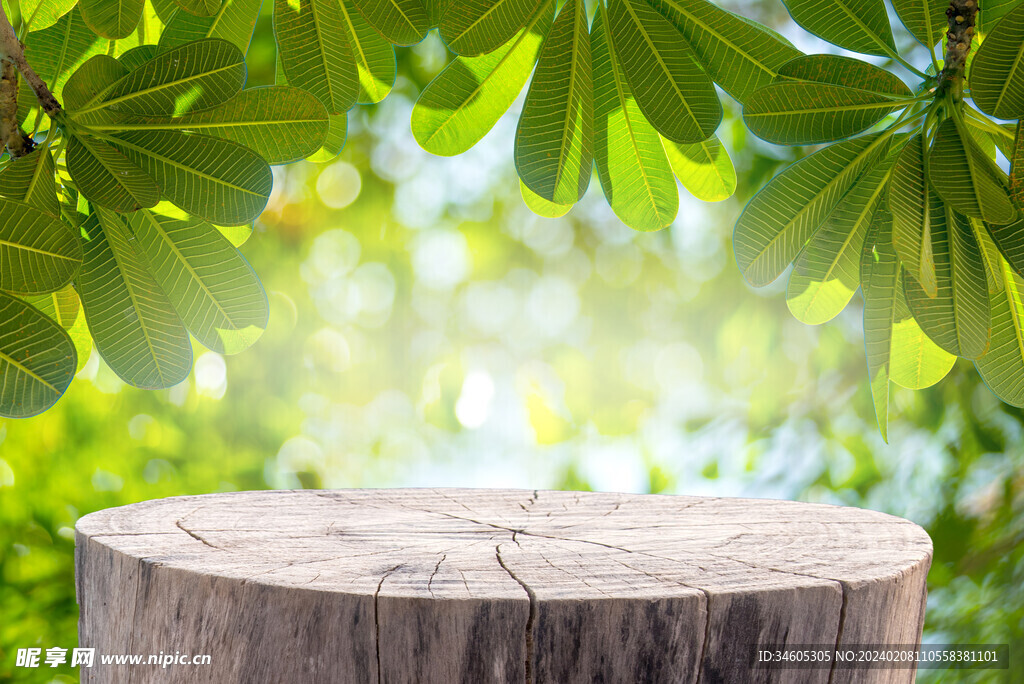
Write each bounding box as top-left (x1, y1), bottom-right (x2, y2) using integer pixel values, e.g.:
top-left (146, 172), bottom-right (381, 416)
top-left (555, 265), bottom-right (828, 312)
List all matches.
top-left (75, 488), bottom-right (932, 683)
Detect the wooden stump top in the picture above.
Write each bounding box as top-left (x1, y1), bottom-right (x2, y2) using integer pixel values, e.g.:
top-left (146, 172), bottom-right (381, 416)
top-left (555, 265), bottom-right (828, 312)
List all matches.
top-left (76, 489), bottom-right (933, 683)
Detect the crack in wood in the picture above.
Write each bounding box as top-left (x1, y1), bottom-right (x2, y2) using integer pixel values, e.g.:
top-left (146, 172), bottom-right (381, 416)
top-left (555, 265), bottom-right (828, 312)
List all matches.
top-left (374, 564), bottom-right (402, 684)
top-left (495, 542), bottom-right (536, 684)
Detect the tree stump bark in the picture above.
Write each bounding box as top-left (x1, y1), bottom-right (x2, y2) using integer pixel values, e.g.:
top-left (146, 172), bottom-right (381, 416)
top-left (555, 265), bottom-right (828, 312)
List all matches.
top-left (75, 489), bottom-right (932, 683)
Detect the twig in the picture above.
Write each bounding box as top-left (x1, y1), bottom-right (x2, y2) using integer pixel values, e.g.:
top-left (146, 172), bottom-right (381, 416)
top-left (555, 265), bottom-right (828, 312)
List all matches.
top-left (0, 59), bottom-right (31, 156)
top-left (0, 2), bottom-right (61, 119)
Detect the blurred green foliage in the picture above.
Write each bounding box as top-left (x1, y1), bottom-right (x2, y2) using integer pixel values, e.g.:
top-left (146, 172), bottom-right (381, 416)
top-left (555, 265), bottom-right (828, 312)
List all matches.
top-left (1, 4), bottom-right (1022, 683)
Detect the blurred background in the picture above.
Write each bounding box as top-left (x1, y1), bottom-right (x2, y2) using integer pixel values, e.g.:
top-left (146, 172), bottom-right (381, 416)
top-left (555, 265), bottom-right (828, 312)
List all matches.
top-left (1, 1), bottom-right (1021, 681)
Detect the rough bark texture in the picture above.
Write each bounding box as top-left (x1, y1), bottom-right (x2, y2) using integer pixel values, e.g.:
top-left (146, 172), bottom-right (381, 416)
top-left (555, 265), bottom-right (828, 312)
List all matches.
top-left (76, 489), bottom-right (932, 684)
top-left (938, 0), bottom-right (979, 99)
top-left (0, 59), bottom-right (30, 157)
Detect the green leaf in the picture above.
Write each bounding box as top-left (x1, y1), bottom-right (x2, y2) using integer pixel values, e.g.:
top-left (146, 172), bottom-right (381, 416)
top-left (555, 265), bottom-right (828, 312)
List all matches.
top-left (439, 0), bottom-right (539, 56)
top-left (308, 112), bottom-right (348, 162)
top-left (0, 197), bottom-right (83, 295)
top-left (63, 54), bottom-right (128, 113)
top-left (734, 132), bottom-right (890, 286)
top-left (520, 179), bottom-right (572, 217)
top-left (861, 210), bottom-right (955, 439)
top-left (889, 133), bottom-right (939, 296)
top-left (890, 0), bottom-right (947, 48)
top-left (349, 0), bottom-right (430, 46)
top-left (969, 3), bottom-right (1024, 119)
top-left (340, 0), bottom-right (396, 104)
top-left (787, 152), bottom-right (895, 324)
top-left (173, 0), bottom-right (221, 17)
top-left (107, 130), bottom-right (273, 225)
top-left (929, 118), bottom-right (1017, 225)
top-left (118, 44), bottom-right (160, 70)
top-left (274, 0), bottom-right (358, 115)
top-left (78, 0), bottom-right (143, 38)
top-left (22, 8), bottom-right (108, 103)
top-left (607, 0), bottom-right (720, 145)
top-left (93, 86), bottom-right (331, 165)
top-left (744, 82), bottom-right (904, 146)
top-left (973, 216), bottom-right (1005, 293)
top-left (24, 286), bottom-right (80, 328)
top-left (592, 5), bottom-right (677, 232)
top-left (648, 0), bottom-right (801, 103)
top-left (159, 0), bottom-right (262, 54)
top-left (986, 215), bottom-right (1024, 276)
top-left (4, 0), bottom-right (78, 31)
top-left (412, 0), bottom-right (551, 156)
top-left (127, 210), bottom-right (268, 354)
top-left (0, 147), bottom-right (60, 216)
top-left (67, 133), bottom-right (161, 212)
top-left (775, 54), bottom-right (912, 96)
top-left (662, 135), bottom-right (735, 202)
top-left (514, 0), bottom-right (592, 204)
top-left (0, 292), bottom-right (77, 418)
top-left (1011, 121), bottom-right (1023, 209)
top-left (977, 0), bottom-right (1021, 36)
top-left (904, 209), bottom-right (991, 358)
top-left (976, 259), bottom-right (1024, 405)
top-left (781, 0), bottom-right (896, 56)
top-left (71, 38), bottom-right (246, 118)
top-left (79, 209), bottom-right (192, 389)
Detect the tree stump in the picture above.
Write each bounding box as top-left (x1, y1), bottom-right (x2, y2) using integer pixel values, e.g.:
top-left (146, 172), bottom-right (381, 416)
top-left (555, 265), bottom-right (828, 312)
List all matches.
top-left (76, 489), bottom-right (932, 683)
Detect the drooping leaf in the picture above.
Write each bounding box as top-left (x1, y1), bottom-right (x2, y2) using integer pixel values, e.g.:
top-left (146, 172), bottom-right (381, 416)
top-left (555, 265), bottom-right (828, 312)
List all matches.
top-left (608, 0), bottom-right (720, 145)
top-left (0, 292), bottom-right (77, 418)
top-left (107, 130), bottom-right (273, 225)
top-left (734, 132), bottom-right (890, 286)
top-left (890, 0), bottom-right (947, 49)
top-left (987, 216), bottom-right (1024, 276)
top-left (21, 8), bottom-right (107, 103)
top-left (889, 133), bottom-right (939, 296)
top-left (349, 0), bottom-right (430, 46)
top-left (340, 0), bottom-right (397, 104)
top-left (662, 135), bottom-right (736, 202)
top-left (66, 133), bottom-right (161, 212)
top-left (4, 0), bottom-right (77, 31)
top-left (439, 0), bottom-right (540, 56)
top-left (71, 38), bottom-right (246, 118)
top-left (781, 0), bottom-right (897, 56)
top-left (78, 0), bottom-right (144, 38)
top-left (775, 54), bottom-right (912, 96)
top-left (929, 118), bottom-right (1017, 225)
top-left (969, 3), bottom-right (1024, 119)
top-left (861, 210), bottom-right (955, 439)
top-left (648, 0), bottom-right (801, 104)
top-left (744, 81), bottom-right (905, 145)
top-left (0, 198), bottom-right (83, 295)
top-left (127, 210), bottom-right (268, 354)
top-left (24, 285), bottom-right (80, 329)
top-left (308, 113), bottom-right (348, 162)
top-left (173, 0), bottom-right (221, 18)
top-left (787, 152), bottom-right (895, 324)
top-left (592, 5), bottom-right (677, 231)
top-left (413, 0), bottom-right (551, 156)
top-left (976, 259), bottom-right (1024, 405)
top-left (63, 54), bottom-right (129, 114)
top-left (520, 179), bottom-right (572, 217)
top-left (904, 209), bottom-right (991, 358)
top-left (0, 147), bottom-right (60, 216)
top-left (118, 44), bottom-right (160, 70)
top-left (972, 216), bottom-right (1005, 293)
top-left (94, 86), bottom-right (330, 165)
top-left (79, 210), bottom-right (192, 389)
top-left (1011, 121), bottom-right (1023, 209)
top-left (159, 0), bottom-right (262, 54)
top-left (514, 0), bottom-right (592, 204)
top-left (274, 0), bottom-right (358, 115)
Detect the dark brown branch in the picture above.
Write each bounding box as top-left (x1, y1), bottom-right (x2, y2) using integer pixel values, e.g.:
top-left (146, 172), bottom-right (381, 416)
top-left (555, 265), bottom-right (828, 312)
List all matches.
top-left (937, 0), bottom-right (979, 100)
top-left (0, 59), bottom-right (31, 157)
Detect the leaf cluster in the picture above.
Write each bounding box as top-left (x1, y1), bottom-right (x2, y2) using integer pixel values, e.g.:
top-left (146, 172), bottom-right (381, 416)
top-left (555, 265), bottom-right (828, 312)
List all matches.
top-left (735, 0), bottom-right (1024, 438)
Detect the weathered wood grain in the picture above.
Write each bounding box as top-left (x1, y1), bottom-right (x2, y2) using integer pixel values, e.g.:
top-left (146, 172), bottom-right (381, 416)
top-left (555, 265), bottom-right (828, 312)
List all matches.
top-left (75, 489), bottom-right (932, 683)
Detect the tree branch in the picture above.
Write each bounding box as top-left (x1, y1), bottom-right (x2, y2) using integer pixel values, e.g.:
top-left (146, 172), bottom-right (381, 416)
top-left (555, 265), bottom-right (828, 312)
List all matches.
top-left (937, 0), bottom-right (978, 100)
top-left (1, 59), bottom-right (31, 156)
top-left (0, 2), bottom-right (62, 119)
